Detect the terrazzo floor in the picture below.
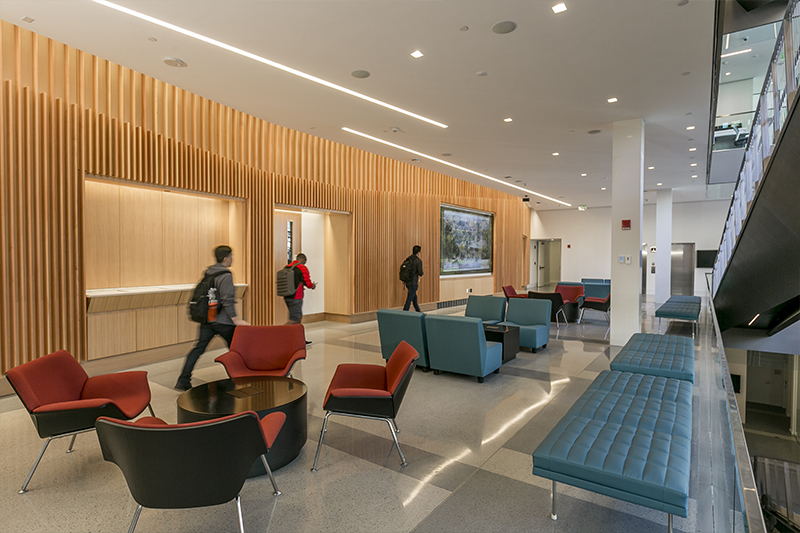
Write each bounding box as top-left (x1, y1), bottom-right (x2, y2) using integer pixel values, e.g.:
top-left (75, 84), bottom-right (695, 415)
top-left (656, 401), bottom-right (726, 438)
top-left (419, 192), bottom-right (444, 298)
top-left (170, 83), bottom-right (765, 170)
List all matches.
top-left (0, 297), bottom-right (739, 532)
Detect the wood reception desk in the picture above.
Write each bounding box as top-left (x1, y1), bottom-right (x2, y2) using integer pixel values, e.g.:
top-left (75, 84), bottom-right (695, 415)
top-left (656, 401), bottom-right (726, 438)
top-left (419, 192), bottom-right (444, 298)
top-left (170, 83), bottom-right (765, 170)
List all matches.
top-left (86, 284), bottom-right (247, 360)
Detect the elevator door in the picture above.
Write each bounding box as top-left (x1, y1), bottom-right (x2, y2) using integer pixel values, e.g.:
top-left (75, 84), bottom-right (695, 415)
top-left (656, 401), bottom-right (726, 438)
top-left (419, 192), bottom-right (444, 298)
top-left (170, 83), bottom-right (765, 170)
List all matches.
top-left (670, 243), bottom-right (695, 296)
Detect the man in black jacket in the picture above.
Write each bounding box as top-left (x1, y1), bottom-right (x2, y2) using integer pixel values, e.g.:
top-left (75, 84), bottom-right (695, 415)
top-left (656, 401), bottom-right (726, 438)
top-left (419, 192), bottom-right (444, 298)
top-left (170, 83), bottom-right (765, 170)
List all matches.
top-left (403, 245), bottom-right (424, 312)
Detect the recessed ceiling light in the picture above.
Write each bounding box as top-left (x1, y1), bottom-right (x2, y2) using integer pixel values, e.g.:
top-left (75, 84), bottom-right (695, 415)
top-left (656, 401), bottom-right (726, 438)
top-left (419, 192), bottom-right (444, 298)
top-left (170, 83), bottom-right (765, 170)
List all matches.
top-left (460, 26), bottom-right (470, 32)
top-left (552, 3), bottom-right (567, 13)
top-left (686, 126), bottom-right (695, 130)
top-left (648, 166), bottom-right (655, 170)
top-left (552, 152), bottom-right (559, 156)
top-left (725, 72), bottom-right (731, 76)
top-left (21, 16), bottom-right (35, 23)
top-left (721, 49), bottom-right (752, 58)
top-left (351, 70), bottom-right (371, 79)
top-left (581, 173), bottom-right (587, 177)
top-left (748, 313), bottom-right (760, 326)
top-left (503, 118), bottom-right (513, 123)
top-left (657, 182), bottom-right (663, 186)
top-left (689, 147), bottom-right (697, 152)
top-left (91, 0), bottom-right (448, 129)
top-left (441, 153), bottom-right (452, 157)
top-left (607, 97), bottom-right (618, 103)
top-left (411, 158), bottom-right (420, 162)
top-left (492, 21), bottom-right (518, 34)
top-left (588, 129), bottom-right (601, 134)
top-left (342, 127), bottom-right (571, 206)
top-left (410, 50), bottom-right (424, 59)
top-left (691, 175), bottom-right (698, 178)
top-left (690, 163), bottom-right (698, 167)
top-left (678, 0), bottom-right (689, 6)
top-left (163, 57), bottom-right (188, 67)
top-left (476, 71), bottom-right (488, 77)
top-left (147, 36), bottom-right (158, 42)
top-left (601, 187), bottom-right (607, 191)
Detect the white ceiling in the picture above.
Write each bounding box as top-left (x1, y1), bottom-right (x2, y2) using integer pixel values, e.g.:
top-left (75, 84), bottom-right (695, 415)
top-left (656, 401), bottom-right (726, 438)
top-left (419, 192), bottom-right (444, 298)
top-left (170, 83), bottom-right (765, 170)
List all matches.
top-left (0, 0), bottom-right (720, 210)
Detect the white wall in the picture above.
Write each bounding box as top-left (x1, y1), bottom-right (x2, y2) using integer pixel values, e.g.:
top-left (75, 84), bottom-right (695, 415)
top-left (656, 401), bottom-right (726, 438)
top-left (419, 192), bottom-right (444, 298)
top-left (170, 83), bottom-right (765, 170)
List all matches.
top-left (530, 207), bottom-right (612, 282)
top-left (301, 211), bottom-right (325, 315)
top-left (718, 79), bottom-right (754, 117)
top-left (532, 199), bottom-right (729, 295)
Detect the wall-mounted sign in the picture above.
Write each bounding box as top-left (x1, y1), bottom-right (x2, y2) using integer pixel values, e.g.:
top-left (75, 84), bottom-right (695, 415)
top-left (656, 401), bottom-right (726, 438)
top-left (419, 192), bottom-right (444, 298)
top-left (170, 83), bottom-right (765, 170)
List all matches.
top-left (649, 246), bottom-right (656, 253)
top-left (621, 219), bottom-right (631, 230)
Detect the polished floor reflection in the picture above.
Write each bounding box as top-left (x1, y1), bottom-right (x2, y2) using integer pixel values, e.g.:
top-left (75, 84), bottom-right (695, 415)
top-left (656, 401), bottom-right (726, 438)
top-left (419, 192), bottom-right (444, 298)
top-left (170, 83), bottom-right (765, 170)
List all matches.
top-left (0, 298), bottom-right (724, 532)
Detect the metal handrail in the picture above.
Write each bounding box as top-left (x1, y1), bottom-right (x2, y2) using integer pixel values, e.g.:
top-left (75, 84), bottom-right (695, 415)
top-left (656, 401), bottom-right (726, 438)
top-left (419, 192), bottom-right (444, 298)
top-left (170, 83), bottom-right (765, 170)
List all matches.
top-left (706, 272), bottom-right (768, 533)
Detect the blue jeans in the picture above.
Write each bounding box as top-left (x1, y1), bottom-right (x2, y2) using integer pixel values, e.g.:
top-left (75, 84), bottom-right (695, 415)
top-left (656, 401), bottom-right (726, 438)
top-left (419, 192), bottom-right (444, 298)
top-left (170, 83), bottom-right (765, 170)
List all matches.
top-left (403, 281), bottom-right (420, 312)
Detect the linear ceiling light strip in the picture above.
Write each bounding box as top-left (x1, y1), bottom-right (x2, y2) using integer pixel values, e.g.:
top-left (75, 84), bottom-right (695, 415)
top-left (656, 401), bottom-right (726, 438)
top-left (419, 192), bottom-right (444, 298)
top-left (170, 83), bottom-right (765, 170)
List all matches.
top-left (342, 127), bottom-right (572, 206)
top-left (91, 0), bottom-right (448, 129)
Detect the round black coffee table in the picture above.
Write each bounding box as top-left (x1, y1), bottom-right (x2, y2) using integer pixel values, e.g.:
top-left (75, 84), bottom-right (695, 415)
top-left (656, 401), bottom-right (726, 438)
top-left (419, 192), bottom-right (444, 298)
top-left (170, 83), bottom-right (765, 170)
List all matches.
top-left (177, 376), bottom-right (307, 473)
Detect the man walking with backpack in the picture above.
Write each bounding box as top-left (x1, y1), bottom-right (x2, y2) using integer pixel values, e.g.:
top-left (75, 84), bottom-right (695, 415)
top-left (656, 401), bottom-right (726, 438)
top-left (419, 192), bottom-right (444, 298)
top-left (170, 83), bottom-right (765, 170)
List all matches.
top-left (401, 245), bottom-right (424, 312)
top-left (283, 253), bottom-right (316, 335)
top-left (175, 245), bottom-right (248, 391)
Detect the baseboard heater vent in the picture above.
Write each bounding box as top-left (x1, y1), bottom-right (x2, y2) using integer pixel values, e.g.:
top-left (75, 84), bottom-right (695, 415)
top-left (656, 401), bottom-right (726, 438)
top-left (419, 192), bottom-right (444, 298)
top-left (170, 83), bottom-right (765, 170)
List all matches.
top-left (437, 298), bottom-right (468, 309)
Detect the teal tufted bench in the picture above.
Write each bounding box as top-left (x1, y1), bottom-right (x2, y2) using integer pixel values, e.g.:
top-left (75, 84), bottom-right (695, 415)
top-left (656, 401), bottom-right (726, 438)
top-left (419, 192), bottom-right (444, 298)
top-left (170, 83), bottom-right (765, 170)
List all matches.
top-left (655, 296), bottom-right (701, 336)
top-left (610, 333), bottom-right (695, 382)
top-left (533, 370), bottom-right (692, 532)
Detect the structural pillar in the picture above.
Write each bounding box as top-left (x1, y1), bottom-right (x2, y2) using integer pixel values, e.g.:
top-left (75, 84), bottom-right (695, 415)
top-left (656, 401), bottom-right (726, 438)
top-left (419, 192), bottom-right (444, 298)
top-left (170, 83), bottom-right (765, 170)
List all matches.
top-left (610, 119), bottom-right (644, 346)
top-left (655, 189), bottom-right (673, 304)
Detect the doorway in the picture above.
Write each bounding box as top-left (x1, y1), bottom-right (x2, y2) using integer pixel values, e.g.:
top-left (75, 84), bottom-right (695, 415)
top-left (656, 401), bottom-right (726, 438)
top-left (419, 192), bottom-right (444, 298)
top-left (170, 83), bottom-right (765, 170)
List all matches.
top-left (536, 239), bottom-right (561, 288)
top-left (273, 207), bottom-right (352, 325)
top-left (746, 351), bottom-right (792, 436)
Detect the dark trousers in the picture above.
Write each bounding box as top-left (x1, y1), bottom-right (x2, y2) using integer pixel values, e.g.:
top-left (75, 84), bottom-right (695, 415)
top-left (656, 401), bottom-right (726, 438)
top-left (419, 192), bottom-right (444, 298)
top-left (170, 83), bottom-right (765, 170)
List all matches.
top-left (403, 280), bottom-right (420, 312)
top-left (177, 322), bottom-right (236, 386)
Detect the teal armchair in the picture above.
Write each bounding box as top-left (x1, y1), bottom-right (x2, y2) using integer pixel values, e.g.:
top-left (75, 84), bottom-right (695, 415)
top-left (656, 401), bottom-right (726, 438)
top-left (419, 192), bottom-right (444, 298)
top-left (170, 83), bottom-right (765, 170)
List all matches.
top-left (499, 298), bottom-right (551, 352)
top-left (425, 315), bottom-right (502, 383)
top-left (464, 295), bottom-right (506, 324)
top-left (377, 309), bottom-right (429, 369)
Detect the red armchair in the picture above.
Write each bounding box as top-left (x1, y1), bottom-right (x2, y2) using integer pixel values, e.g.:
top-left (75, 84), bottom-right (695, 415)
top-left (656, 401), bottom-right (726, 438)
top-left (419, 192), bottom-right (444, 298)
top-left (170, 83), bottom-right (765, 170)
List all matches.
top-left (5, 350), bottom-right (153, 493)
top-left (96, 410), bottom-right (286, 533)
top-left (502, 285), bottom-right (527, 299)
top-left (312, 341), bottom-right (418, 471)
top-left (215, 325), bottom-right (306, 379)
top-left (554, 284), bottom-right (584, 304)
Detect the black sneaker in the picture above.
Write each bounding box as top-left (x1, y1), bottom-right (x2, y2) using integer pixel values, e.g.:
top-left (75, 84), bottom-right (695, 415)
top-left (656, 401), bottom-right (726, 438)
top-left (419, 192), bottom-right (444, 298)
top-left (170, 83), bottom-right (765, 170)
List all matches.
top-left (305, 340), bottom-right (312, 345)
top-left (174, 381), bottom-right (192, 392)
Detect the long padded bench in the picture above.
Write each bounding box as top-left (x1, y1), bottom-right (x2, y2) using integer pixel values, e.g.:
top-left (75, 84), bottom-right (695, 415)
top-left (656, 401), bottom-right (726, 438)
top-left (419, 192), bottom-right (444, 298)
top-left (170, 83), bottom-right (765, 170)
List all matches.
top-left (533, 370), bottom-right (692, 532)
top-left (610, 333), bottom-right (695, 383)
top-left (655, 296), bottom-right (701, 336)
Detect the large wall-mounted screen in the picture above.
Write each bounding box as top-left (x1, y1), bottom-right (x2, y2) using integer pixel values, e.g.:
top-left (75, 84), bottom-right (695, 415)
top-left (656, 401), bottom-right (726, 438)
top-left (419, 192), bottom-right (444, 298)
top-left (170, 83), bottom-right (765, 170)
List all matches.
top-left (440, 205), bottom-right (494, 276)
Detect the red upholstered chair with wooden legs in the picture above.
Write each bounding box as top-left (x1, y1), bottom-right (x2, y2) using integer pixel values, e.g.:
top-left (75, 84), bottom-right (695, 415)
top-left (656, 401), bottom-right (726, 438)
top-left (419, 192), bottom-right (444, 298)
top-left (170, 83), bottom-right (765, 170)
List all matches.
top-left (5, 350), bottom-right (153, 494)
top-left (96, 411), bottom-right (286, 533)
top-left (502, 285), bottom-right (527, 299)
top-left (311, 341), bottom-right (418, 471)
top-left (215, 325), bottom-right (307, 379)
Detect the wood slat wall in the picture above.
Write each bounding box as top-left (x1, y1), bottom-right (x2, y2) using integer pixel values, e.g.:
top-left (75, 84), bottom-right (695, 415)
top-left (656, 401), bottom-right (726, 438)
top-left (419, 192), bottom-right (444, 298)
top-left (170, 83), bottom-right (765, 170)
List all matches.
top-left (0, 22), bottom-right (530, 372)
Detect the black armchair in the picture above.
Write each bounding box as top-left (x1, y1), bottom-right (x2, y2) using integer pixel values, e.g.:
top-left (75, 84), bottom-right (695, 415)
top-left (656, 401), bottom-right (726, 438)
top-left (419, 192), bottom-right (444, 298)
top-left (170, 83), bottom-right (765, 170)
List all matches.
top-left (527, 291), bottom-right (568, 327)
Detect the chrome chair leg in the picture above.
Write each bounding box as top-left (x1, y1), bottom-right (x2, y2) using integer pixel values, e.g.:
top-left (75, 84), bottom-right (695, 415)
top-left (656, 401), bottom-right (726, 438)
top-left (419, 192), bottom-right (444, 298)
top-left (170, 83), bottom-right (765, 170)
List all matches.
top-left (577, 308), bottom-right (584, 324)
top-left (261, 455), bottom-right (281, 496)
top-left (147, 404), bottom-right (155, 417)
top-left (128, 504), bottom-right (143, 533)
top-left (66, 434), bottom-right (77, 454)
top-left (551, 480), bottom-right (557, 520)
top-left (19, 438), bottom-right (52, 494)
top-left (235, 494), bottom-right (244, 533)
top-left (557, 308), bottom-right (568, 326)
top-left (311, 412), bottom-right (332, 472)
top-left (384, 418), bottom-right (407, 467)
top-left (391, 419), bottom-right (400, 433)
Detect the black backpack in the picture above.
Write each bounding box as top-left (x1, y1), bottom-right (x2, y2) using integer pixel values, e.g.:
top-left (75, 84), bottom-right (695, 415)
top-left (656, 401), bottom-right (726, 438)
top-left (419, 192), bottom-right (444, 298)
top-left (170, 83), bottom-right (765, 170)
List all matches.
top-left (189, 271), bottom-right (226, 324)
top-left (399, 255), bottom-right (415, 283)
top-left (276, 264), bottom-right (300, 297)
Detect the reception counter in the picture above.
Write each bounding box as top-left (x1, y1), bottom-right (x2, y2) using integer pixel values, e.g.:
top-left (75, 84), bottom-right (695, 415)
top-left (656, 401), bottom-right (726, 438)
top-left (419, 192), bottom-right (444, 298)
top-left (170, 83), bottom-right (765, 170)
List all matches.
top-left (86, 284), bottom-right (247, 360)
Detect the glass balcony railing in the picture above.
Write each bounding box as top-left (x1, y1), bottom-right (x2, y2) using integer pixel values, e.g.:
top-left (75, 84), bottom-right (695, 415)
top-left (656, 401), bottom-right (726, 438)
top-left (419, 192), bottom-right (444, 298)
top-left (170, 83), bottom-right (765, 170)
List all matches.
top-left (713, 0), bottom-right (800, 296)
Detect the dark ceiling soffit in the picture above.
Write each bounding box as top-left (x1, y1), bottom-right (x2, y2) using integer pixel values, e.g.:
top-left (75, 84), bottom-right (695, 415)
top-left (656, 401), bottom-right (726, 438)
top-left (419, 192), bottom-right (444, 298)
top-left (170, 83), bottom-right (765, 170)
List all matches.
top-left (707, 0), bottom-right (726, 185)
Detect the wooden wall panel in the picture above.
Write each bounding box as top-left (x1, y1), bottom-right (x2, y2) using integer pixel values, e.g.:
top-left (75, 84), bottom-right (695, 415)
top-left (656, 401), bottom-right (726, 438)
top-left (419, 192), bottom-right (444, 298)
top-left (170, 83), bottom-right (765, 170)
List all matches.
top-left (119, 185), bottom-right (163, 287)
top-left (86, 310), bottom-right (137, 360)
top-left (324, 213), bottom-right (352, 315)
top-left (162, 192), bottom-right (200, 285)
top-left (1, 21), bottom-right (530, 372)
top-left (84, 180), bottom-right (121, 289)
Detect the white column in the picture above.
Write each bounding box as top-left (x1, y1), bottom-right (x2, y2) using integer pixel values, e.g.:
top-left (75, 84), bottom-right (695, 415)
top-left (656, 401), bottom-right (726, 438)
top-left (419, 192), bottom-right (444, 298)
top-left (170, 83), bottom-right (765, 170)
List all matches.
top-left (655, 189), bottom-right (673, 304)
top-left (610, 119), bottom-right (644, 346)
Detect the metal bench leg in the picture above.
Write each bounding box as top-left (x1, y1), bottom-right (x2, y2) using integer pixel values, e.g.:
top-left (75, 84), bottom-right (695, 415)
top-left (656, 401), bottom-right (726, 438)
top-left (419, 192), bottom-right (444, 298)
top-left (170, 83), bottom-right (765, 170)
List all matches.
top-left (261, 455), bottom-right (281, 496)
top-left (551, 480), bottom-right (557, 520)
top-left (128, 504), bottom-right (142, 533)
top-left (66, 434), bottom-right (77, 454)
top-left (668, 513), bottom-right (673, 533)
top-left (236, 494), bottom-right (245, 533)
top-left (385, 418), bottom-right (407, 467)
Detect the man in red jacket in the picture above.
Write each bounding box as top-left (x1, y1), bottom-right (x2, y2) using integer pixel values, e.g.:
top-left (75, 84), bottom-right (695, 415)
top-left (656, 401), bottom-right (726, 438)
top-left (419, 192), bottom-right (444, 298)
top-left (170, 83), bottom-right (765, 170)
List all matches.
top-left (284, 254), bottom-right (316, 340)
